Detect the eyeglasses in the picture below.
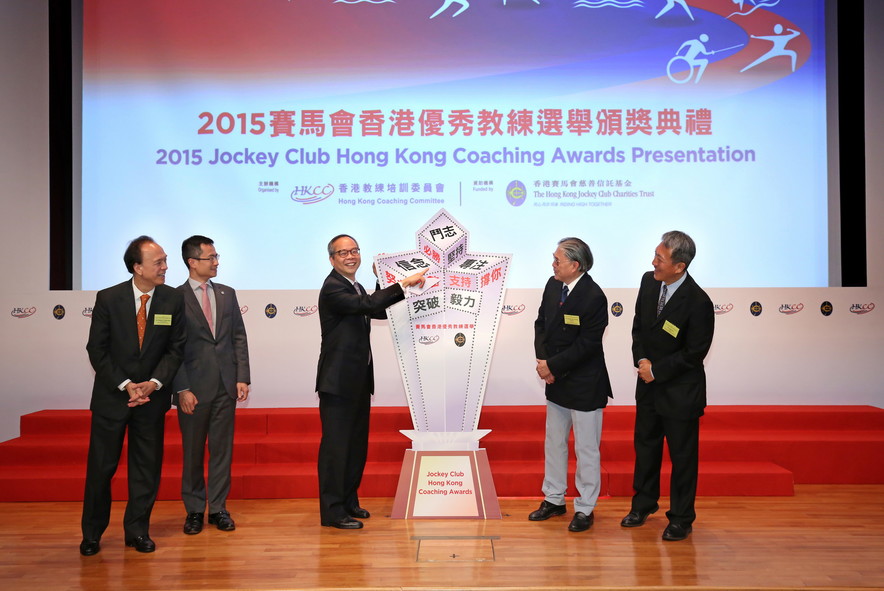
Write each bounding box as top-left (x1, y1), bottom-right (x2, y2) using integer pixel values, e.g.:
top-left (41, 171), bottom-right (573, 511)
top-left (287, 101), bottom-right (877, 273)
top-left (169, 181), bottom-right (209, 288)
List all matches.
top-left (333, 248), bottom-right (360, 258)
top-left (192, 254), bottom-right (221, 262)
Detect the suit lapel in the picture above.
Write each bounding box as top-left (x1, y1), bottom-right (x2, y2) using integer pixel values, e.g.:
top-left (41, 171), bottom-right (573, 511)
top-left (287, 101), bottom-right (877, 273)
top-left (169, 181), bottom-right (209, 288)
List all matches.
top-left (115, 281), bottom-right (142, 352)
top-left (140, 287), bottom-right (161, 354)
top-left (653, 274), bottom-right (692, 327)
top-left (182, 281), bottom-right (216, 338)
top-left (212, 282), bottom-right (226, 337)
top-left (559, 274), bottom-right (587, 317)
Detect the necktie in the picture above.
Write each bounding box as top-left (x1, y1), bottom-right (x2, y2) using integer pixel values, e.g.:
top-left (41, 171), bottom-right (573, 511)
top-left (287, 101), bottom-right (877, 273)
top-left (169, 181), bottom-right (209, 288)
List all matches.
top-left (200, 283), bottom-right (214, 335)
top-left (137, 293), bottom-right (150, 348)
top-left (656, 284), bottom-right (668, 317)
top-left (560, 284), bottom-right (569, 306)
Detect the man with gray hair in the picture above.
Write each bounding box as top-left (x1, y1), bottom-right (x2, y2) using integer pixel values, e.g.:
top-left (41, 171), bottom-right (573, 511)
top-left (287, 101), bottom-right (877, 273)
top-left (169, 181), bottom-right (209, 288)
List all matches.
top-left (620, 231), bottom-right (714, 541)
top-left (529, 237), bottom-right (613, 532)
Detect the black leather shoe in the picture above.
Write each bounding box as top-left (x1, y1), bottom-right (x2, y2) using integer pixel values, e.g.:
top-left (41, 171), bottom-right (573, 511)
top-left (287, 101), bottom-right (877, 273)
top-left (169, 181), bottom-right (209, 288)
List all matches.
top-left (528, 500), bottom-right (567, 521)
top-left (347, 507), bottom-right (371, 519)
top-left (662, 523), bottom-right (692, 541)
top-left (125, 535), bottom-right (156, 553)
top-left (321, 517), bottom-right (364, 529)
top-left (183, 512), bottom-right (204, 535)
top-left (208, 510), bottom-right (236, 531)
top-left (568, 511), bottom-right (594, 532)
top-left (79, 539), bottom-right (100, 556)
top-left (620, 508), bottom-right (657, 528)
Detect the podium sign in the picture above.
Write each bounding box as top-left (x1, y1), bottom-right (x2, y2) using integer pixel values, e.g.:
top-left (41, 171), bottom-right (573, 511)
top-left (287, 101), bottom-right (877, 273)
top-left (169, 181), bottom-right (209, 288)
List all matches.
top-left (375, 209), bottom-right (510, 519)
top-left (391, 450), bottom-right (500, 519)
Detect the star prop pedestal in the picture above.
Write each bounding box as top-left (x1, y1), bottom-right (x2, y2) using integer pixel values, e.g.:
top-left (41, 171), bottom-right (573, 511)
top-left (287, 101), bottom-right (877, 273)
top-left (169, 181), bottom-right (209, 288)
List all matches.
top-left (375, 209), bottom-right (510, 519)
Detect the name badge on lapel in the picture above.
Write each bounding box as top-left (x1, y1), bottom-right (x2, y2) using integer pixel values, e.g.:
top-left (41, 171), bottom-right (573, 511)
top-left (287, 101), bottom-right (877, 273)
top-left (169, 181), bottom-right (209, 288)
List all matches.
top-left (662, 320), bottom-right (679, 338)
top-left (564, 314), bottom-right (580, 326)
top-left (154, 314), bottom-right (172, 326)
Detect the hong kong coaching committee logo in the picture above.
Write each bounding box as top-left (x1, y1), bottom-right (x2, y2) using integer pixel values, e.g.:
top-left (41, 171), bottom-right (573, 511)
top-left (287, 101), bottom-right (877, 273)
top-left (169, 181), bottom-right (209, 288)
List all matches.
top-left (291, 184), bottom-right (335, 204)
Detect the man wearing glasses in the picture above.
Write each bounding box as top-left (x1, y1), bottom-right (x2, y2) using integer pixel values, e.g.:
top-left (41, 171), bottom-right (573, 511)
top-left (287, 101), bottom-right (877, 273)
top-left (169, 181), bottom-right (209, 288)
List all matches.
top-left (315, 234), bottom-right (426, 529)
top-left (173, 235), bottom-right (251, 536)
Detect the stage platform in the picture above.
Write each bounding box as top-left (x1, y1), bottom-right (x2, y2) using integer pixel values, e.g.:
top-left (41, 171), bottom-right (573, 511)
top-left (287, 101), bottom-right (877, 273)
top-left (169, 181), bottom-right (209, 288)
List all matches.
top-left (1, 405), bottom-right (884, 502)
top-left (1, 487), bottom-right (883, 590)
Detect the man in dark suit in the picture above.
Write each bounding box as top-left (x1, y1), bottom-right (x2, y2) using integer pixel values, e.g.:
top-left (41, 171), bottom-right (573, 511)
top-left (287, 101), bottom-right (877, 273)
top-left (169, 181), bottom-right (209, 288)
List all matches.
top-left (173, 236), bottom-right (250, 535)
top-left (315, 234), bottom-right (426, 529)
top-left (529, 237), bottom-right (613, 533)
top-left (80, 236), bottom-right (186, 556)
top-left (621, 231), bottom-right (715, 541)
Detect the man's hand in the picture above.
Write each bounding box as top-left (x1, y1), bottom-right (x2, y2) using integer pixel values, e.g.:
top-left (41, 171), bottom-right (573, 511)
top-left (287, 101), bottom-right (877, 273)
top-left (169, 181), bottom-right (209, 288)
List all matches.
top-left (637, 359), bottom-right (655, 383)
top-left (401, 268), bottom-right (429, 289)
top-left (179, 390), bottom-right (198, 414)
top-left (125, 382), bottom-right (149, 407)
top-left (236, 382), bottom-right (250, 402)
top-left (536, 359), bottom-right (555, 384)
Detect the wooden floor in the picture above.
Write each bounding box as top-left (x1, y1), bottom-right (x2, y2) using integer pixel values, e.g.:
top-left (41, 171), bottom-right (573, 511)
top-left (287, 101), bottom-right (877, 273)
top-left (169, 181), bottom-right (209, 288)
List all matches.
top-left (1, 485), bottom-right (883, 591)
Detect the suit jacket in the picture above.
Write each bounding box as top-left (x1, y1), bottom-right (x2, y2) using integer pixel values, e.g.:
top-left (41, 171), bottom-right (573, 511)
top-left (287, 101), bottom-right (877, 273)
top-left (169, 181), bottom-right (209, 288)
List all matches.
top-left (534, 274), bottom-right (613, 412)
top-left (86, 280), bottom-right (186, 421)
top-left (631, 270), bottom-right (715, 419)
top-left (172, 280), bottom-right (250, 401)
top-left (315, 269), bottom-right (405, 397)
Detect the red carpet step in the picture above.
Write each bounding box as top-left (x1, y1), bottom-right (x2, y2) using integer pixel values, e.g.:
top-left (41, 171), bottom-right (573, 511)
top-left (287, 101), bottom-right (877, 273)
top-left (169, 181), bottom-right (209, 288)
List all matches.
top-left (1, 405), bottom-right (882, 502)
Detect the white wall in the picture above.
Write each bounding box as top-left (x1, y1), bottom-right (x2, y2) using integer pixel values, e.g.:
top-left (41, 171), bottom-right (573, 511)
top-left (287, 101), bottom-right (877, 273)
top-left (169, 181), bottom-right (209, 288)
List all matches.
top-left (0, 1), bottom-right (882, 441)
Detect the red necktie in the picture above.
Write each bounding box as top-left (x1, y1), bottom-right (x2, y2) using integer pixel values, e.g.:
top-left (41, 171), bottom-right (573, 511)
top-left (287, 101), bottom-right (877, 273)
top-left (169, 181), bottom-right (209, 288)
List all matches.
top-left (137, 294), bottom-right (150, 348)
top-left (200, 283), bottom-right (213, 334)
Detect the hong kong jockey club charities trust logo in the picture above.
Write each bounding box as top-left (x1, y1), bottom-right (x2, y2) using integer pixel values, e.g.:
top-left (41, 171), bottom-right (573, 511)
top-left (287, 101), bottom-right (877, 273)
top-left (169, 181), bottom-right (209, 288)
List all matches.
top-left (418, 335), bottom-right (440, 345)
top-left (11, 306), bottom-right (36, 319)
top-left (850, 303), bottom-right (876, 315)
top-left (505, 181), bottom-right (526, 207)
top-left (714, 303), bottom-right (733, 315)
top-left (53, 305), bottom-right (66, 320)
top-left (82, 307), bottom-right (93, 318)
top-left (820, 301), bottom-right (833, 316)
top-left (501, 304), bottom-right (526, 316)
top-left (293, 305), bottom-right (318, 317)
top-left (749, 301), bottom-right (763, 317)
top-left (778, 303), bottom-right (804, 315)
top-left (265, 303), bottom-right (278, 318)
top-left (610, 302), bottom-right (623, 317)
top-left (291, 184), bottom-right (335, 204)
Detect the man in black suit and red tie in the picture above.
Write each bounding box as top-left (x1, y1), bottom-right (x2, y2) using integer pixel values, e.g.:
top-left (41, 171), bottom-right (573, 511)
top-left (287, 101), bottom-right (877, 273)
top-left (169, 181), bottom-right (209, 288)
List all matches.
top-left (315, 234), bottom-right (426, 529)
top-left (174, 235), bottom-right (250, 535)
top-left (529, 237), bottom-right (613, 533)
top-left (80, 236), bottom-right (186, 555)
top-left (621, 231), bottom-right (715, 541)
